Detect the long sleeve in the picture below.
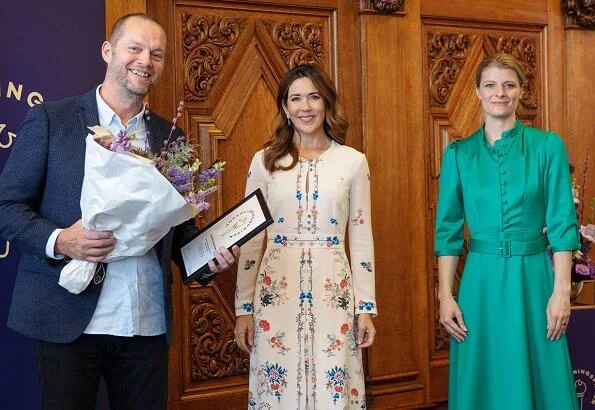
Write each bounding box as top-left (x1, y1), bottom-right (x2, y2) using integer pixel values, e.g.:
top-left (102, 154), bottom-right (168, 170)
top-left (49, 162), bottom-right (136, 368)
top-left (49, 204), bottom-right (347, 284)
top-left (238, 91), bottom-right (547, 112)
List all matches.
top-left (235, 152), bottom-right (268, 316)
top-left (0, 104), bottom-right (60, 258)
top-left (348, 155), bottom-right (377, 316)
top-left (544, 133), bottom-right (580, 252)
top-left (434, 142), bottom-right (465, 256)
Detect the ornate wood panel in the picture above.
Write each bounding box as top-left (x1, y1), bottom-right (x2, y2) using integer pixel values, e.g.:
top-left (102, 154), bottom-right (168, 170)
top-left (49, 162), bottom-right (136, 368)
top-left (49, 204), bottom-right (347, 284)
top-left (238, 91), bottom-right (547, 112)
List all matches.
top-left (562, 0), bottom-right (595, 29)
top-left (422, 18), bottom-right (545, 401)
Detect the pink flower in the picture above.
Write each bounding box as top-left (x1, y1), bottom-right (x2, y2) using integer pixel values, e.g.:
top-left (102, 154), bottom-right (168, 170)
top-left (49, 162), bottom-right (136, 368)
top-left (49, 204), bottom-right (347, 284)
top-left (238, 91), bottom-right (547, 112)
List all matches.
top-left (263, 276), bottom-right (272, 286)
top-left (351, 388), bottom-right (359, 397)
top-left (340, 279), bottom-right (348, 289)
top-left (259, 320), bottom-right (270, 331)
top-left (580, 224), bottom-right (595, 243)
top-left (340, 323), bottom-right (349, 334)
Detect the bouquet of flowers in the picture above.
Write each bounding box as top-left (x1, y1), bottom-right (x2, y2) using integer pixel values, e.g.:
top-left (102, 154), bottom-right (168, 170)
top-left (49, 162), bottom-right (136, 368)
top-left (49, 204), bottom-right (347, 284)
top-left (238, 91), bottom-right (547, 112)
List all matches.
top-left (58, 102), bottom-right (225, 294)
top-left (570, 148), bottom-right (595, 282)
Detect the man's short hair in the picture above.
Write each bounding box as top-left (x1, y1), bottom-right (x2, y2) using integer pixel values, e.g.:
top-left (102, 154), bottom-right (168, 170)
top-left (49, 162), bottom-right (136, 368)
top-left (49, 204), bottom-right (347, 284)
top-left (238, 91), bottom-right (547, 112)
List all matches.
top-left (108, 13), bottom-right (163, 46)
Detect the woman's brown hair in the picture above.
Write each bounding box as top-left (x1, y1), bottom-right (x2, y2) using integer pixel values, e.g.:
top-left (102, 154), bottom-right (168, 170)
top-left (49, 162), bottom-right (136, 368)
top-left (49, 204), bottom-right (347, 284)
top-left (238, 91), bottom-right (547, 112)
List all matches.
top-left (263, 64), bottom-right (349, 172)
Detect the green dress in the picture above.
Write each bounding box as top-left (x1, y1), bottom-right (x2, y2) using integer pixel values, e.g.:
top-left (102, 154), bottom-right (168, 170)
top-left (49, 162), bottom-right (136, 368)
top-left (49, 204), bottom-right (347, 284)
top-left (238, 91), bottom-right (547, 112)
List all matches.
top-left (434, 120), bottom-right (580, 410)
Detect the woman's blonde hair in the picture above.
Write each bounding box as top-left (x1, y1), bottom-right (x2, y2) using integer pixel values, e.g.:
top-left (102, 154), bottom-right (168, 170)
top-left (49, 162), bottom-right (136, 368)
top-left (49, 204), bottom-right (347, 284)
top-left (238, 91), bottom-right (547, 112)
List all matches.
top-left (475, 53), bottom-right (527, 88)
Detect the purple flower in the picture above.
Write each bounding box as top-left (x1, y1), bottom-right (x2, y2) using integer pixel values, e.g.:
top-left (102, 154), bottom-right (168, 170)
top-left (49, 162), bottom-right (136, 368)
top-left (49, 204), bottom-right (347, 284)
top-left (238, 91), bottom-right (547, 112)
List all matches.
top-left (166, 168), bottom-right (193, 193)
top-left (576, 263), bottom-right (591, 277)
top-left (109, 129), bottom-right (132, 153)
top-left (580, 224), bottom-right (595, 243)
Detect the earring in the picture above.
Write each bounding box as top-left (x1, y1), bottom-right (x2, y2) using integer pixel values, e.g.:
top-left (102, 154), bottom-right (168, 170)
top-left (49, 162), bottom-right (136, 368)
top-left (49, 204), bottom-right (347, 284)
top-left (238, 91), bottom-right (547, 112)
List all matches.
top-left (287, 117), bottom-right (293, 127)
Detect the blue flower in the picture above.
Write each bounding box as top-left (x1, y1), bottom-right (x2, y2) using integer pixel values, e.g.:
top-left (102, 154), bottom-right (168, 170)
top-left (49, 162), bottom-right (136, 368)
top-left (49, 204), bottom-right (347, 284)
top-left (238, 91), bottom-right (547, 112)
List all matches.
top-left (357, 301), bottom-right (375, 312)
top-left (360, 261), bottom-right (373, 272)
top-left (296, 190), bottom-right (303, 200)
top-left (326, 236), bottom-right (340, 246)
top-left (277, 217), bottom-right (285, 223)
top-left (312, 190), bottom-right (319, 200)
top-left (330, 218), bottom-right (338, 225)
top-left (274, 235), bottom-right (288, 245)
top-left (242, 303), bottom-right (254, 313)
top-left (299, 291), bottom-right (313, 306)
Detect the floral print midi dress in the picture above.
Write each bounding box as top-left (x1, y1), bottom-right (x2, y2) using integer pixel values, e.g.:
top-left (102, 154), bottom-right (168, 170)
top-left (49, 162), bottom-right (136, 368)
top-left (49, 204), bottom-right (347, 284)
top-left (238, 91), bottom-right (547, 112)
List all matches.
top-left (236, 141), bottom-right (377, 409)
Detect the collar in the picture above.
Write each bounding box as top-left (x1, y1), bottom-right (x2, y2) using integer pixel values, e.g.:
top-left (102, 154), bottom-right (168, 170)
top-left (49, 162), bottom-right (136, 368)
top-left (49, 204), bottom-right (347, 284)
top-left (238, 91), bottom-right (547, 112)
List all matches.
top-left (95, 85), bottom-right (145, 130)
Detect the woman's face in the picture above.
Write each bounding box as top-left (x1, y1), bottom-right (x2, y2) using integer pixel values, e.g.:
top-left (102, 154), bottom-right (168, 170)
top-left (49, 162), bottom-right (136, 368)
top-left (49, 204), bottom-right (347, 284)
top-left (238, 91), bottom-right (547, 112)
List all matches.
top-left (475, 66), bottom-right (522, 121)
top-left (283, 77), bottom-right (326, 138)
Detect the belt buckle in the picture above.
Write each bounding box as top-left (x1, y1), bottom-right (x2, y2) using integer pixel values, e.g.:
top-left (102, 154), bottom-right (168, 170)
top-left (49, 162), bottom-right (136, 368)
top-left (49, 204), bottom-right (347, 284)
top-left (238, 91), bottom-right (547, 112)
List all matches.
top-left (499, 239), bottom-right (511, 258)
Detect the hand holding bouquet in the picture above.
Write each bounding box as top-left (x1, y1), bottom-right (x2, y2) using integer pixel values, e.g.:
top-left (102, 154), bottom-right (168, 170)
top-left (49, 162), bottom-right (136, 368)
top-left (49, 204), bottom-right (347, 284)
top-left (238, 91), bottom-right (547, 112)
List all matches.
top-left (59, 102), bottom-right (225, 293)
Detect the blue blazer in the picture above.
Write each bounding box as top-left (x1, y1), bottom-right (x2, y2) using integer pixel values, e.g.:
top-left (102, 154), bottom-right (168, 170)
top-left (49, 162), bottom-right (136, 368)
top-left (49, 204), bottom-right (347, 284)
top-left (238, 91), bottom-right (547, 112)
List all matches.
top-left (0, 88), bottom-right (215, 344)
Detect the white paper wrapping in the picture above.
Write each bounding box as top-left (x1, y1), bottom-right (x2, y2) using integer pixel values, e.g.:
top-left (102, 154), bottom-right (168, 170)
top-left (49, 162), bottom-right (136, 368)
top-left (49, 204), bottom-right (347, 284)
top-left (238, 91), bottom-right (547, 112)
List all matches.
top-left (58, 134), bottom-right (198, 294)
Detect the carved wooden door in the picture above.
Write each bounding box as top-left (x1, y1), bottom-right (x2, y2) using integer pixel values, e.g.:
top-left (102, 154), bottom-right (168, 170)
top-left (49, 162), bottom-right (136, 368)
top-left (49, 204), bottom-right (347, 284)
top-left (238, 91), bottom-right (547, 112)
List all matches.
top-left (422, 18), bottom-right (544, 398)
top-left (147, 1), bottom-right (362, 408)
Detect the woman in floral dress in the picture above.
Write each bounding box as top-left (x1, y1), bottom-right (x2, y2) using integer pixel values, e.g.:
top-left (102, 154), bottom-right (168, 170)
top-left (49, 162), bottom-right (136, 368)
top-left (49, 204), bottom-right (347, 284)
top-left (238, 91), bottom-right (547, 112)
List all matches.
top-left (234, 64), bottom-right (377, 409)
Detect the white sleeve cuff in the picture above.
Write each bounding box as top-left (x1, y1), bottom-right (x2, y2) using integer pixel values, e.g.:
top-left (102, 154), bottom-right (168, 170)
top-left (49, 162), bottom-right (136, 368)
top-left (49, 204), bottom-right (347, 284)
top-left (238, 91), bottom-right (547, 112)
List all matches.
top-left (45, 229), bottom-right (64, 259)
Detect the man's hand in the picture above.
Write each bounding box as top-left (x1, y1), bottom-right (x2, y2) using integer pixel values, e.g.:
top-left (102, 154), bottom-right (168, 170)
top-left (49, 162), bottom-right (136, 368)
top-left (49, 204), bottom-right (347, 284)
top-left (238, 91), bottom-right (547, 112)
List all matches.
top-left (208, 245), bottom-right (240, 273)
top-left (55, 220), bottom-right (115, 262)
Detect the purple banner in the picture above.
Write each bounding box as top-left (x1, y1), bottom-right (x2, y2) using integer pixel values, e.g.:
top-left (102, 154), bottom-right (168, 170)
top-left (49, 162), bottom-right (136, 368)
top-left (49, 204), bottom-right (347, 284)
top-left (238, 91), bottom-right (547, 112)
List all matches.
top-left (0, 1), bottom-right (105, 407)
top-left (568, 307), bottom-right (595, 410)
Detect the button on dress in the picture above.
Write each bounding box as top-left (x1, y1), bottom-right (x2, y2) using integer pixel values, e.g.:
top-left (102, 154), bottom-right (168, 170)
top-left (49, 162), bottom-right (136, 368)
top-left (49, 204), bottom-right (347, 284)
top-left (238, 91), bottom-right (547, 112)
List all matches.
top-left (435, 120), bottom-right (580, 410)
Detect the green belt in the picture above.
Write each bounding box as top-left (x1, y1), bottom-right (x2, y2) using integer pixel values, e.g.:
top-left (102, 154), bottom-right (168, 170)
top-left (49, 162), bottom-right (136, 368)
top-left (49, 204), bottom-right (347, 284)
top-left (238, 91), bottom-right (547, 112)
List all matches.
top-left (468, 235), bottom-right (547, 258)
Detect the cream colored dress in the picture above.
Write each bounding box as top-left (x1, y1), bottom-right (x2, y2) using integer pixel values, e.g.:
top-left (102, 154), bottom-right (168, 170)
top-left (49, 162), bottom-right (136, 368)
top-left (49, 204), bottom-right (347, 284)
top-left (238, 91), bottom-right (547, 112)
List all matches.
top-left (236, 141), bottom-right (377, 410)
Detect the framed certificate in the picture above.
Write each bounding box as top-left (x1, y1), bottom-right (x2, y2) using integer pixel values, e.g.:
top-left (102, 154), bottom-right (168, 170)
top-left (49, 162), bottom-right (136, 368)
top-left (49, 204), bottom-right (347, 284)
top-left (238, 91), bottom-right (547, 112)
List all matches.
top-left (180, 188), bottom-right (273, 284)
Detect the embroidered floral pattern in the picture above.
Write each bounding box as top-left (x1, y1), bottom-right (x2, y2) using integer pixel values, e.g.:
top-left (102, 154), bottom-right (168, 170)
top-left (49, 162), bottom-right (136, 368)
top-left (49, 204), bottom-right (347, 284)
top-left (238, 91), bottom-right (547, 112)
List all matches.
top-left (241, 303), bottom-right (254, 313)
top-left (351, 208), bottom-right (365, 226)
top-left (326, 366), bottom-right (348, 404)
top-left (257, 249), bottom-right (287, 309)
top-left (357, 300), bottom-right (376, 312)
top-left (273, 235), bottom-right (288, 246)
top-left (244, 260), bottom-right (256, 270)
top-left (360, 261), bottom-right (373, 272)
top-left (258, 362), bottom-right (288, 402)
top-left (330, 217), bottom-right (338, 225)
top-left (322, 333), bottom-right (344, 357)
top-left (326, 236), bottom-right (340, 247)
top-left (277, 217), bottom-right (285, 223)
top-left (268, 331), bottom-right (291, 355)
top-left (324, 253), bottom-right (351, 311)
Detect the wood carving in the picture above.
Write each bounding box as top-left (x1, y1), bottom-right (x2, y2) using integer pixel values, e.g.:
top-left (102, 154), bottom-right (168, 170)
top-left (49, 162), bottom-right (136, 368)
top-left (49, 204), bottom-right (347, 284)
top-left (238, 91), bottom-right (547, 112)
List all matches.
top-left (428, 32), bottom-right (474, 107)
top-left (562, 0), bottom-right (595, 29)
top-left (359, 0), bottom-right (406, 13)
top-left (488, 36), bottom-right (538, 109)
top-left (189, 293), bottom-right (248, 380)
top-left (182, 13), bottom-right (248, 101)
top-left (262, 20), bottom-right (324, 68)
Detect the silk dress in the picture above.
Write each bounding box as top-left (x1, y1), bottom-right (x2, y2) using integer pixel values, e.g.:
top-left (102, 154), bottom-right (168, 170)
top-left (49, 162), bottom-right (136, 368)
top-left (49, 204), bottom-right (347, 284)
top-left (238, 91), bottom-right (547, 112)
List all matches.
top-left (434, 120), bottom-right (580, 410)
top-left (236, 141), bottom-right (377, 409)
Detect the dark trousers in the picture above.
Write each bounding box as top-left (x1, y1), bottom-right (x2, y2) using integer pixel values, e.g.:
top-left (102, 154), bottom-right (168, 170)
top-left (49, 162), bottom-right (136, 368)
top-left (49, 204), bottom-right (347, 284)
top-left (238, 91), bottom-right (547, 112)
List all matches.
top-left (35, 334), bottom-right (168, 410)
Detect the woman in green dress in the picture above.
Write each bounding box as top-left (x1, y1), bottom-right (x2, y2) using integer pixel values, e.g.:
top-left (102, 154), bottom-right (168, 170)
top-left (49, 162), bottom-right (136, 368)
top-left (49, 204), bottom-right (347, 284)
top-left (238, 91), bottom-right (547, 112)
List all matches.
top-left (435, 53), bottom-right (580, 409)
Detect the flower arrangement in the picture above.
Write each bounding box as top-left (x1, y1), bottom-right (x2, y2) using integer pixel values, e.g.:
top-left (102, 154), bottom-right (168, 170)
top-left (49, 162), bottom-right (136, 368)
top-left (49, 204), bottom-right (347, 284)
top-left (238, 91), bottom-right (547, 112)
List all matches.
top-left (98, 101), bottom-right (225, 212)
top-left (570, 147), bottom-right (595, 282)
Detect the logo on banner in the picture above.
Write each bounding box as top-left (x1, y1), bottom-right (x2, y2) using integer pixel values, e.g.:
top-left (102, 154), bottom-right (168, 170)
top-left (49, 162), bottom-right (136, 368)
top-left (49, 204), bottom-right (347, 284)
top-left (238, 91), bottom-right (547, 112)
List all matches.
top-left (0, 81), bottom-right (44, 149)
top-left (575, 368), bottom-right (595, 409)
top-left (0, 241), bottom-right (9, 258)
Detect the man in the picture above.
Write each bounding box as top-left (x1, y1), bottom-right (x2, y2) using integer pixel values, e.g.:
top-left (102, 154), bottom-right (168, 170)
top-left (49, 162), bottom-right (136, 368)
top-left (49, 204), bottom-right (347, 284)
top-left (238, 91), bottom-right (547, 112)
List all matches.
top-left (0, 13), bottom-right (238, 410)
